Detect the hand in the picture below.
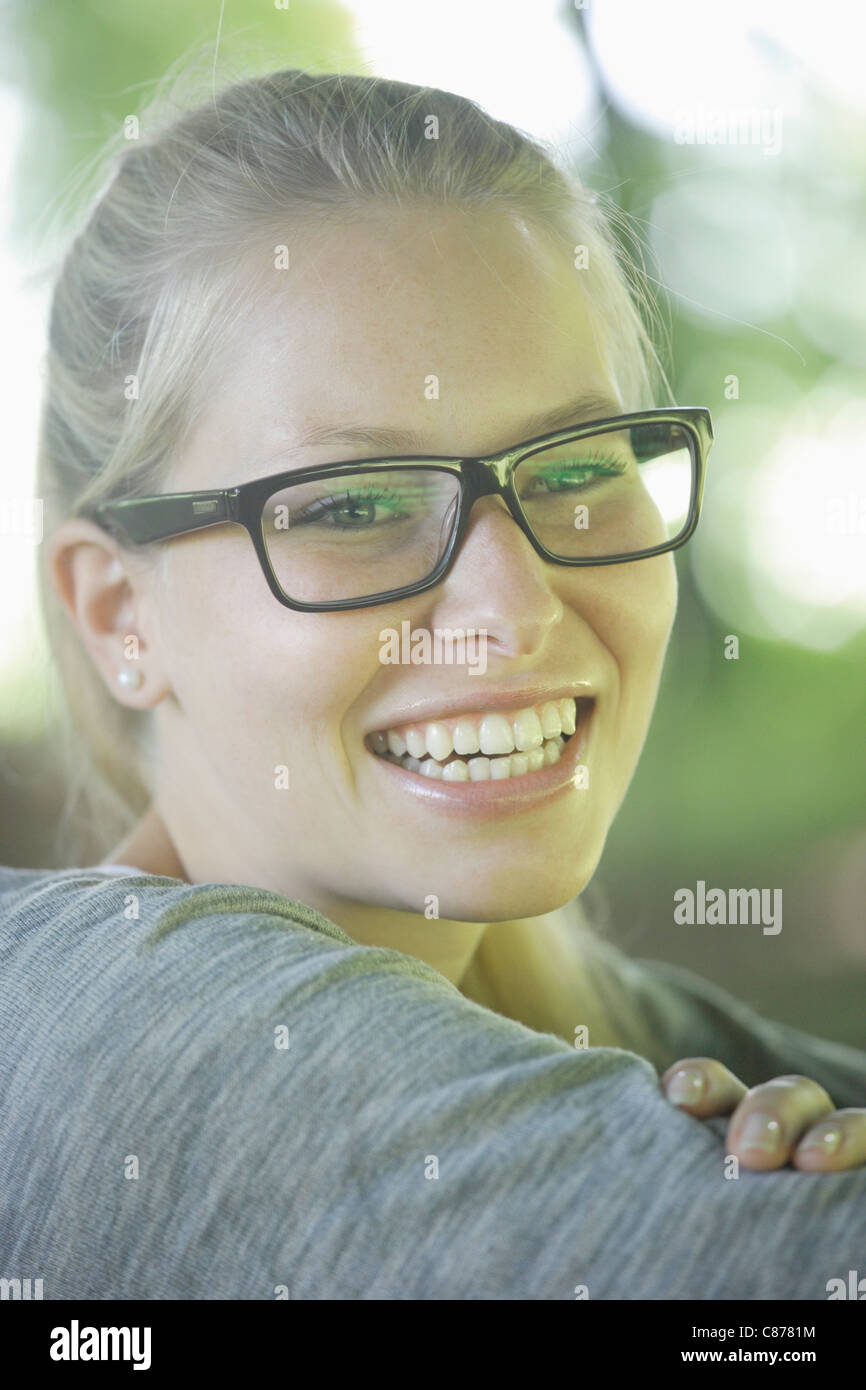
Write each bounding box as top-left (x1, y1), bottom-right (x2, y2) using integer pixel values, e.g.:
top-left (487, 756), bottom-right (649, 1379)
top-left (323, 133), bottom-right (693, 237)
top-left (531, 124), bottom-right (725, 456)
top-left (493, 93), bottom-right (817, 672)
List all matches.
top-left (660, 1057), bottom-right (866, 1172)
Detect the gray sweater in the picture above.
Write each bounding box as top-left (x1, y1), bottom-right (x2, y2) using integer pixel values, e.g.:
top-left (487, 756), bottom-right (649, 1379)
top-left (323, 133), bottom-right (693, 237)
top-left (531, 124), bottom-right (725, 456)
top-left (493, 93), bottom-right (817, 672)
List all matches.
top-left (1, 865), bottom-right (865, 1300)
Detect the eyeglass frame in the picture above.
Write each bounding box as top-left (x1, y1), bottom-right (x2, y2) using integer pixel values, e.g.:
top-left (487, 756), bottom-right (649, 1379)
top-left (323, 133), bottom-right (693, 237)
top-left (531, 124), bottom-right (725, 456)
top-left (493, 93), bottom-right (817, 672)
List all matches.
top-left (78, 406), bottom-right (713, 613)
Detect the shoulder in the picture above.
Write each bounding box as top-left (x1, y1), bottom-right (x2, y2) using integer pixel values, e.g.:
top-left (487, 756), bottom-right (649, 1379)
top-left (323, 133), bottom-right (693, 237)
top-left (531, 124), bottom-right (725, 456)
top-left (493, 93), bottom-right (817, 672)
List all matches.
top-left (0, 862), bottom-right (449, 1007)
top-left (4, 867), bottom-right (866, 1299)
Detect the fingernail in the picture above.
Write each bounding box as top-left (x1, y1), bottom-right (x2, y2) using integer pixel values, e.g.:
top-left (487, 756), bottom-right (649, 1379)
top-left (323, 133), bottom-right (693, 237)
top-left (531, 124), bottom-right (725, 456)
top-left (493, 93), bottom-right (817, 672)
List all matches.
top-left (739, 1112), bottom-right (783, 1151)
top-left (665, 1067), bottom-right (706, 1105)
top-left (798, 1125), bottom-right (843, 1155)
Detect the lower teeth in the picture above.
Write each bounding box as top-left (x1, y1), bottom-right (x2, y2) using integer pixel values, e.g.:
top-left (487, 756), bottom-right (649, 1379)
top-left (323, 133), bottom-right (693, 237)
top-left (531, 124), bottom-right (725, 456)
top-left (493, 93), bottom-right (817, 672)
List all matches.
top-left (380, 734), bottom-right (569, 781)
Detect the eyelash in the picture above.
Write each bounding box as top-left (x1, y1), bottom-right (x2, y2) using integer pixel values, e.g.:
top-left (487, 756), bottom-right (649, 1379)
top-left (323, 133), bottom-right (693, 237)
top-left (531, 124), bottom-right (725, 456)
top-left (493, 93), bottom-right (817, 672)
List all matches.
top-left (522, 456), bottom-right (628, 491)
top-left (293, 486), bottom-right (407, 526)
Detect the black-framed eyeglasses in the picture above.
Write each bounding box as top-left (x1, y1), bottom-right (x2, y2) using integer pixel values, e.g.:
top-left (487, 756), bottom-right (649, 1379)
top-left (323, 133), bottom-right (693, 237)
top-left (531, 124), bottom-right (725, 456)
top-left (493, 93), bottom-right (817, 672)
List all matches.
top-left (79, 407), bottom-right (712, 613)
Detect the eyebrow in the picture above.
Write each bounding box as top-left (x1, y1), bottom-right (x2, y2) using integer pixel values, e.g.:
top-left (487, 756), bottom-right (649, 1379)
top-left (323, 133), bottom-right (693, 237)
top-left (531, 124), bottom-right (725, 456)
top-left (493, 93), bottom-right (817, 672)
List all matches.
top-left (291, 390), bottom-right (624, 455)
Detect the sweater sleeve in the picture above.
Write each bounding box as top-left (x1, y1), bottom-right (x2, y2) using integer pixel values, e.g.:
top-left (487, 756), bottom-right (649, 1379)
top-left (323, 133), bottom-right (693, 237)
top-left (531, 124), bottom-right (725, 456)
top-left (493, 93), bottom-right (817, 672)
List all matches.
top-left (2, 867), bottom-right (865, 1301)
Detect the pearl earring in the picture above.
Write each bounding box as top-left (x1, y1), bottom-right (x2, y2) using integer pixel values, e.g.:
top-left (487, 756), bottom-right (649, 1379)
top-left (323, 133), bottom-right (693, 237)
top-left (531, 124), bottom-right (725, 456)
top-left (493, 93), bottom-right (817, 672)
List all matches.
top-left (117, 667), bottom-right (143, 691)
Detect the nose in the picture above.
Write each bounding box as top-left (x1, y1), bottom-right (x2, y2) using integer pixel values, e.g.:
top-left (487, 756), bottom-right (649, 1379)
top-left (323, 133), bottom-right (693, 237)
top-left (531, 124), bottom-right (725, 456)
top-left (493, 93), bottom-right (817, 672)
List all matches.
top-left (430, 492), bottom-right (563, 659)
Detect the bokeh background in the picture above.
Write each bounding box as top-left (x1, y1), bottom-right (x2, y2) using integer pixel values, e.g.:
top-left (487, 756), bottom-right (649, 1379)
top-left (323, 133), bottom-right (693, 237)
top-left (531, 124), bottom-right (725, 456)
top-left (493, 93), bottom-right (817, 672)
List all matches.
top-left (1, 0), bottom-right (864, 1045)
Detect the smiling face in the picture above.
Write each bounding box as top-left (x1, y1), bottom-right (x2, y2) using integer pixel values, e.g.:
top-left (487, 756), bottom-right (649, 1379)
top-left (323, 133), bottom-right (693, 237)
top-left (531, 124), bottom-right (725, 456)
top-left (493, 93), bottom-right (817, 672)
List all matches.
top-left (143, 204), bottom-right (677, 922)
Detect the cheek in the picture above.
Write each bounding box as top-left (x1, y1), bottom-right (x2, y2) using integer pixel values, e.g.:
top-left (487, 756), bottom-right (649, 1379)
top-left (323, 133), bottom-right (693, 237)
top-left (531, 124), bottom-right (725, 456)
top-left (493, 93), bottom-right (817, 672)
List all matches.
top-left (154, 537), bottom-right (383, 768)
top-left (610, 559), bottom-right (677, 776)
top-left (570, 558), bottom-right (676, 817)
top-left (615, 554), bottom-right (677, 670)
top-left (567, 552), bottom-right (676, 722)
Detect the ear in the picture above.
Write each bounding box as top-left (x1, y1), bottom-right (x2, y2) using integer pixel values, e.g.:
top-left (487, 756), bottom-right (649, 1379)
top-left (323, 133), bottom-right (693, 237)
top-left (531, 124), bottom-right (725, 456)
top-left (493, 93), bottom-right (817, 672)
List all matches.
top-left (46, 518), bottom-right (170, 709)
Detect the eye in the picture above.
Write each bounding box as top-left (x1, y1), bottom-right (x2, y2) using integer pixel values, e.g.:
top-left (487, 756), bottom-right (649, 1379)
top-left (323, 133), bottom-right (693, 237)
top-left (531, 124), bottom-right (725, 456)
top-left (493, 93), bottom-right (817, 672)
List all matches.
top-left (294, 487), bottom-right (409, 528)
top-left (520, 456), bottom-right (628, 494)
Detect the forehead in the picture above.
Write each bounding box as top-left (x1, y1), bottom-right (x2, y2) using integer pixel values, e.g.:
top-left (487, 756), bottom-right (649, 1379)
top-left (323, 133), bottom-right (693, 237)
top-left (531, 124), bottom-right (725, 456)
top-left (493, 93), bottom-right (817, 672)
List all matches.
top-left (177, 205), bottom-right (618, 487)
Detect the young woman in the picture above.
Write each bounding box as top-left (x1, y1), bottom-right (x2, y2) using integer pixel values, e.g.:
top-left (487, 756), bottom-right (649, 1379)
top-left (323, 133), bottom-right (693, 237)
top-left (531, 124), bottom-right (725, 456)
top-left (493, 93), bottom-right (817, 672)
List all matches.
top-left (2, 68), bottom-right (865, 1301)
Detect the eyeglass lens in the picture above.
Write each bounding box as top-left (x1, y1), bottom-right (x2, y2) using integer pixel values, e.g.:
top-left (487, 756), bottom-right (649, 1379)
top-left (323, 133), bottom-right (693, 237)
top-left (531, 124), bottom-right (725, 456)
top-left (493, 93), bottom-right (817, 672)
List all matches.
top-left (259, 421), bottom-right (695, 604)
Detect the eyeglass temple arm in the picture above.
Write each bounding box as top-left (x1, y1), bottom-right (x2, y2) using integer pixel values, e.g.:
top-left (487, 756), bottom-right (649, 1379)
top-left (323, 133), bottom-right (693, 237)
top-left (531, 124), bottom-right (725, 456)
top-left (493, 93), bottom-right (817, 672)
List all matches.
top-left (88, 489), bottom-right (239, 545)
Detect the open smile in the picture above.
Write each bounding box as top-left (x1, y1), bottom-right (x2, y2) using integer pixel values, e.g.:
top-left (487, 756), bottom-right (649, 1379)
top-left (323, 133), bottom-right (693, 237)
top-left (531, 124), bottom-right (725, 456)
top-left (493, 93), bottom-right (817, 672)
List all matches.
top-left (364, 695), bottom-right (594, 791)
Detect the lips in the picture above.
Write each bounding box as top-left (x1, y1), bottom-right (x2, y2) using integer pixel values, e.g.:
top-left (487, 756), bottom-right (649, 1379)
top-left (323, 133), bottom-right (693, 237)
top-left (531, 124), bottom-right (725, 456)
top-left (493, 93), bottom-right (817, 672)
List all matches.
top-left (366, 696), bottom-right (590, 783)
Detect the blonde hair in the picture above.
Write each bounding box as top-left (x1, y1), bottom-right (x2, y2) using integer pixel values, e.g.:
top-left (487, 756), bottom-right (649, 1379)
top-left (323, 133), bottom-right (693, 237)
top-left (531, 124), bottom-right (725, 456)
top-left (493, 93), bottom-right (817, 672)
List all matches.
top-left (36, 65), bottom-right (671, 865)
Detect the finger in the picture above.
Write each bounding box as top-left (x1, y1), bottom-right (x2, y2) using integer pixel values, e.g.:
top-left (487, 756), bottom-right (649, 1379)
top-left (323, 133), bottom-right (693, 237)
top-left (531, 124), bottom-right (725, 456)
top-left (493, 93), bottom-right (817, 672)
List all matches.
top-left (726, 1075), bottom-right (835, 1171)
top-left (792, 1109), bottom-right (866, 1173)
top-left (660, 1057), bottom-right (748, 1117)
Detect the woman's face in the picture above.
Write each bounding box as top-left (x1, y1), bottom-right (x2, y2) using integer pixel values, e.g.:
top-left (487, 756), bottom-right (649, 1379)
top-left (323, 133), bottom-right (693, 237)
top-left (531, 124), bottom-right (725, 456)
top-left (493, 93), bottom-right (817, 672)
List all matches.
top-left (144, 205), bottom-right (676, 921)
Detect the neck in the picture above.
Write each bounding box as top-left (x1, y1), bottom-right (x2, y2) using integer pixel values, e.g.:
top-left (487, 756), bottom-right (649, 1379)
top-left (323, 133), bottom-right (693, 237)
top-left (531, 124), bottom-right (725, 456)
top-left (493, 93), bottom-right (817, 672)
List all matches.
top-left (303, 893), bottom-right (491, 988)
top-left (101, 806), bottom-right (488, 988)
top-left (101, 805), bottom-right (188, 882)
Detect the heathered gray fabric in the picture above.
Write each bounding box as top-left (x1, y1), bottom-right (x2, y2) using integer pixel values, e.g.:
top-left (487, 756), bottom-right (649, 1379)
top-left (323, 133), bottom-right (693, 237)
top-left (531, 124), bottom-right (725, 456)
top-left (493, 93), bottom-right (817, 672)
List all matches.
top-left (1, 864), bottom-right (865, 1301)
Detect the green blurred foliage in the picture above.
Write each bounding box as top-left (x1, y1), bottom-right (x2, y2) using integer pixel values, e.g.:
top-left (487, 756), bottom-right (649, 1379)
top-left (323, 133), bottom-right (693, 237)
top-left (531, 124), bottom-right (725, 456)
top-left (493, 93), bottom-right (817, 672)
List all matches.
top-left (2, 0), bottom-right (362, 247)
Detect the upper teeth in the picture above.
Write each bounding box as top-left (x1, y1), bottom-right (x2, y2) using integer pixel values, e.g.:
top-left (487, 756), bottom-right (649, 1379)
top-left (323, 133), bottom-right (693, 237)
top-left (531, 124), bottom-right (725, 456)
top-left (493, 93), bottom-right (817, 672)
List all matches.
top-left (371, 698), bottom-right (578, 765)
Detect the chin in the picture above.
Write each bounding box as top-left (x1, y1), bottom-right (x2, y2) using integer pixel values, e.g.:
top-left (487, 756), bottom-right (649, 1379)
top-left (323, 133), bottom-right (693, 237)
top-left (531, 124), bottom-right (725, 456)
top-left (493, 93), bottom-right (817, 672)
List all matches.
top-left (403, 862), bottom-right (600, 924)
